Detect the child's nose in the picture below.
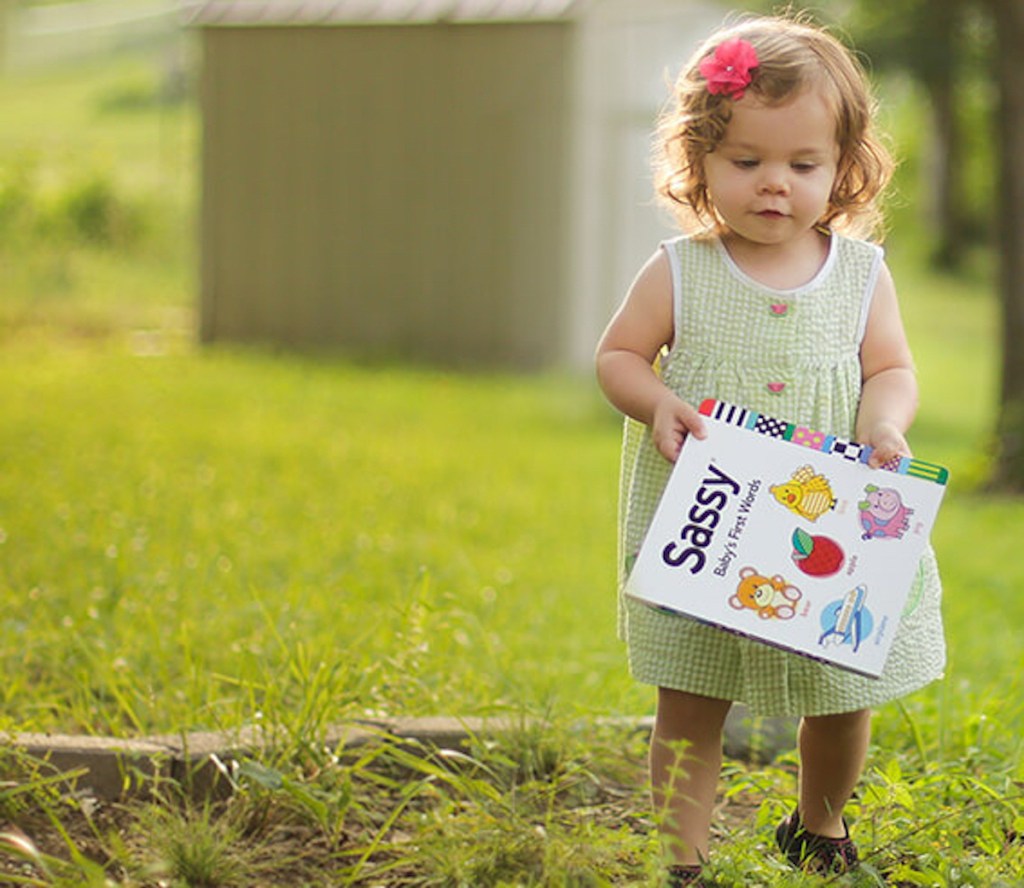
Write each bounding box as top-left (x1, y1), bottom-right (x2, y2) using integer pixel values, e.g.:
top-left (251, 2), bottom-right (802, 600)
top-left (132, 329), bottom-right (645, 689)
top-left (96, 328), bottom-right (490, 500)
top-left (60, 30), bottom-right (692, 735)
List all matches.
top-left (758, 166), bottom-right (790, 194)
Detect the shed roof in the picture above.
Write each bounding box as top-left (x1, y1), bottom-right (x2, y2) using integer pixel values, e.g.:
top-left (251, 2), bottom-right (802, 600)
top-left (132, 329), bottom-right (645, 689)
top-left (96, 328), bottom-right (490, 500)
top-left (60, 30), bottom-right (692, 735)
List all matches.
top-left (190, 0), bottom-right (581, 26)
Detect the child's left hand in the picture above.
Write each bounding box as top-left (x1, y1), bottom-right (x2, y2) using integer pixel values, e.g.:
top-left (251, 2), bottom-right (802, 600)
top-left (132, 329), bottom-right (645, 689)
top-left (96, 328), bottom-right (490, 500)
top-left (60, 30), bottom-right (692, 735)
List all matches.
top-left (863, 421), bottom-right (912, 469)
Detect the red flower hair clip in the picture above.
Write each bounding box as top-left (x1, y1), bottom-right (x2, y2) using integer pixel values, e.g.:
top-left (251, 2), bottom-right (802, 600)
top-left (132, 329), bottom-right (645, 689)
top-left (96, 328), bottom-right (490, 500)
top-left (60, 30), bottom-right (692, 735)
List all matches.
top-left (698, 37), bottom-right (759, 100)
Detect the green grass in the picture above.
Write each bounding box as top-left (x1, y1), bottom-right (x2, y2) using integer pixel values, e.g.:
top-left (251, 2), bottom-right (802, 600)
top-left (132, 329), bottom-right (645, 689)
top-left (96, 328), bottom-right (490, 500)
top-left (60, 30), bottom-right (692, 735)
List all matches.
top-left (2, 44), bottom-right (1024, 887)
top-left (0, 338), bottom-right (634, 735)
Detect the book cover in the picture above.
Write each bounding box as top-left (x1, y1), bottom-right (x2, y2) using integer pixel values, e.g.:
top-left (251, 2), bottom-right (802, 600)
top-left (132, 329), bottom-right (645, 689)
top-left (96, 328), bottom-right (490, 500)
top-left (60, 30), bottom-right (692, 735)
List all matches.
top-left (624, 399), bottom-right (949, 677)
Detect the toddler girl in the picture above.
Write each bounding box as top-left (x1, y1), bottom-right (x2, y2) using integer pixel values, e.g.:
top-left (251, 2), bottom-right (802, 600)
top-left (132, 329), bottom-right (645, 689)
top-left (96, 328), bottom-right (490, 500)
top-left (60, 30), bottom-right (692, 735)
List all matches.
top-left (595, 13), bottom-right (944, 886)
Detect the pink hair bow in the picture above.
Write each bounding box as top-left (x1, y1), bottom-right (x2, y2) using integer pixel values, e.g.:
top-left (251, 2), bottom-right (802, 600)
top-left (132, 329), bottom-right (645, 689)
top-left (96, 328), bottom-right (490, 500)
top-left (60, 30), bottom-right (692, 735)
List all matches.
top-left (699, 37), bottom-right (759, 100)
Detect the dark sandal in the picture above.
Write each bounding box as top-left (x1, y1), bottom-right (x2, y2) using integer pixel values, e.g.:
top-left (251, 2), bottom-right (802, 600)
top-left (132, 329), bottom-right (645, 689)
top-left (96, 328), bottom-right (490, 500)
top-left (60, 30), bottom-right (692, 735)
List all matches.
top-left (666, 863), bottom-right (705, 887)
top-left (775, 808), bottom-right (859, 874)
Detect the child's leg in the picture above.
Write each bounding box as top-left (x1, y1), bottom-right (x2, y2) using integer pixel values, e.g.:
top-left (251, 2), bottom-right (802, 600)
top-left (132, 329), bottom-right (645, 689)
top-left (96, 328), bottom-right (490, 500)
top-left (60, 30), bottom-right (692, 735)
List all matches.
top-left (650, 688), bottom-right (732, 865)
top-left (797, 708), bottom-right (872, 837)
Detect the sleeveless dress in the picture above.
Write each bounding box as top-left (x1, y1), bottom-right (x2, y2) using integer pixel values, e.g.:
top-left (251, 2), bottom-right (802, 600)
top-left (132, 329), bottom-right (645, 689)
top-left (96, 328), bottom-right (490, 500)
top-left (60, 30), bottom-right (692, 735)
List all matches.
top-left (617, 233), bottom-right (945, 717)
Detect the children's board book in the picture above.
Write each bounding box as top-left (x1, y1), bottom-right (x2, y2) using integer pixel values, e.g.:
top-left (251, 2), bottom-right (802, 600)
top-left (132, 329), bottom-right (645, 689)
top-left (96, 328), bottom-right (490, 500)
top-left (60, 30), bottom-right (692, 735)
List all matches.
top-left (625, 399), bottom-right (949, 678)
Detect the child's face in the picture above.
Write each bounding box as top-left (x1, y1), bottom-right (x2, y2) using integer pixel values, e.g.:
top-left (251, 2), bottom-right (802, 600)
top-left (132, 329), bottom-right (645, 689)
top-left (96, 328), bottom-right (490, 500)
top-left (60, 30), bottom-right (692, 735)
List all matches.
top-left (702, 88), bottom-right (839, 247)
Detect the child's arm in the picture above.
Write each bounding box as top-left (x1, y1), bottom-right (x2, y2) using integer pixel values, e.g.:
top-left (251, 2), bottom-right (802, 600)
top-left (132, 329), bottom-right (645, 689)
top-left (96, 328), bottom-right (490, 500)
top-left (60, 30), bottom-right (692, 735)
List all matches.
top-left (856, 261), bottom-right (919, 468)
top-left (595, 249), bottom-right (706, 463)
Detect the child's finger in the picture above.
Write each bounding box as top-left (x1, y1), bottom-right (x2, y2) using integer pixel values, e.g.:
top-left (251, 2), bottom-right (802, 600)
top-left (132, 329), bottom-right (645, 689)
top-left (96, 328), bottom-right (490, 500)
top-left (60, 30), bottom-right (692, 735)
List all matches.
top-left (677, 401), bottom-right (707, 440)
top-left (867, 441), bottom-right (909, 469)
top-left (867, 449), bottom-right (891, 469)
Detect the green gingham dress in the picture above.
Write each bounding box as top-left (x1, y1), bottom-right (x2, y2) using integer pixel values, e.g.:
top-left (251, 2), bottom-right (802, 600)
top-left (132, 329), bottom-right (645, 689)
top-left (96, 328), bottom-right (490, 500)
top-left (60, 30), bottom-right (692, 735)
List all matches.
top-left (618, 233), bottom-right (945, 716)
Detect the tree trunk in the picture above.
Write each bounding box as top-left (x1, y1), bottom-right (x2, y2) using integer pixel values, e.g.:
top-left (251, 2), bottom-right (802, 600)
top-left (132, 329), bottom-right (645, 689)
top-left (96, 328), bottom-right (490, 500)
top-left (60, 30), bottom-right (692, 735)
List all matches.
top-left (924, 1), bottom-right (967, 270)
top-left (925, 78), bottom-right (966, 269)
top-left (990, 0), bottom-right (1024, 490)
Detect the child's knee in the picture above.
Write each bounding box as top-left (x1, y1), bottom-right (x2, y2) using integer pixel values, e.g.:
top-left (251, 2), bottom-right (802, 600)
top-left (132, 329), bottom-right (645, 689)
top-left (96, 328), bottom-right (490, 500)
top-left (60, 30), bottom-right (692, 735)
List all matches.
top-left (655, 689), bottom-right (732, 741)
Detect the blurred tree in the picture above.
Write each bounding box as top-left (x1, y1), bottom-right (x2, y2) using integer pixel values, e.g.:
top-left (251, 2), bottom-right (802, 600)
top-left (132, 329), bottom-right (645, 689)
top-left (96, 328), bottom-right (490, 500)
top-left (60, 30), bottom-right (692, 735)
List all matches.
top-left (843, 0), bottom-right (985, 269)
top-left (989, 0), bottom-right (1024, 490)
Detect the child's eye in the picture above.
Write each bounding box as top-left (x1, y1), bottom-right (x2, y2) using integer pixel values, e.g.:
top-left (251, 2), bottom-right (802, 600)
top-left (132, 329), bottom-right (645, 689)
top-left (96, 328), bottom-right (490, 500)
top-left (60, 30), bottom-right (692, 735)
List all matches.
top-left (792, 162), bottom-right (818, 173)
top-left (732, 159), bottom-right (759, 170)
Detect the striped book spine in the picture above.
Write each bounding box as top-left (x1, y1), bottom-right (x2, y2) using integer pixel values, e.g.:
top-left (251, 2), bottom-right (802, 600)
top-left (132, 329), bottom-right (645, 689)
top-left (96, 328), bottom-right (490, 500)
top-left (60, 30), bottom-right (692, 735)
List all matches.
top-left (697, 399), bottom-right (948, 486)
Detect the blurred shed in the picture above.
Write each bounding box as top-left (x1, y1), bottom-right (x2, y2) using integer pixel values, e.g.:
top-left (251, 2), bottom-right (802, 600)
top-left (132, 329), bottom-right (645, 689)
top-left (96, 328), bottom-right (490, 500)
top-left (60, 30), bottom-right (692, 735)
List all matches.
top-left (193, 0), bottom-right (723, 369)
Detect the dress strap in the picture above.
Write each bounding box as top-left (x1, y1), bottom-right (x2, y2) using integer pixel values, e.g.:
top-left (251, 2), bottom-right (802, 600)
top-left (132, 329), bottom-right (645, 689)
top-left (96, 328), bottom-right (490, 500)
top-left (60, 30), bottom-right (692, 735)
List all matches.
top-left (855, 242), bottom-right (885, 345)
top-left (659, 237), bottom-right (686, 349)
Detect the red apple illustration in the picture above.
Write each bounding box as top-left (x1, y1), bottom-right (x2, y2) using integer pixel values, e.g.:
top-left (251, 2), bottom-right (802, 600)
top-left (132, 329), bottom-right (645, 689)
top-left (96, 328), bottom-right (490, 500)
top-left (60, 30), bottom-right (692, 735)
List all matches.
top-left (791, 528), bottom-right (845, 577)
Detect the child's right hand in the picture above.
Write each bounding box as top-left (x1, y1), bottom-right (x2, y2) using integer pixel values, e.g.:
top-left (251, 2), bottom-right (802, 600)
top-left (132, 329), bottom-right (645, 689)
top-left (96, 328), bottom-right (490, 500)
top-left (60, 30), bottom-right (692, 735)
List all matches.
top-left (652, 393), bottom-right (706, 463)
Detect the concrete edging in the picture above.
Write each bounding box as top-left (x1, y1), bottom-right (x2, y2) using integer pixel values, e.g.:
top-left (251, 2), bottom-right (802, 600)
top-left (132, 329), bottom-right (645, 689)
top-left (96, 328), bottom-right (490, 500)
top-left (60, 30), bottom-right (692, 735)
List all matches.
top-left (7, 707), bottom-right (797, 801)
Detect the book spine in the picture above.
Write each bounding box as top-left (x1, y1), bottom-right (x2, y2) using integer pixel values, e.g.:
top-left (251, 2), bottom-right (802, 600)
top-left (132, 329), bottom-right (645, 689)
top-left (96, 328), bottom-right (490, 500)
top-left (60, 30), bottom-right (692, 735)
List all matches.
top-left (697, 399), bottom-right (949, 486)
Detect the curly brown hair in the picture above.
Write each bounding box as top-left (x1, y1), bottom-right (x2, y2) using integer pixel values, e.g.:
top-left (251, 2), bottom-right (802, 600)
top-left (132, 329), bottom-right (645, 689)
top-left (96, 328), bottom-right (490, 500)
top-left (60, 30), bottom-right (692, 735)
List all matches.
top-left (654, 13), bottom-right (894, 240)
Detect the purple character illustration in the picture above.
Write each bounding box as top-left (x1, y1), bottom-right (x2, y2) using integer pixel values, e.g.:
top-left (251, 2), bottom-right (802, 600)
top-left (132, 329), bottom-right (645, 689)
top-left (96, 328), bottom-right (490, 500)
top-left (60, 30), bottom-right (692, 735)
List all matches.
top-left (858, 485), bottom-right (914, 540)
